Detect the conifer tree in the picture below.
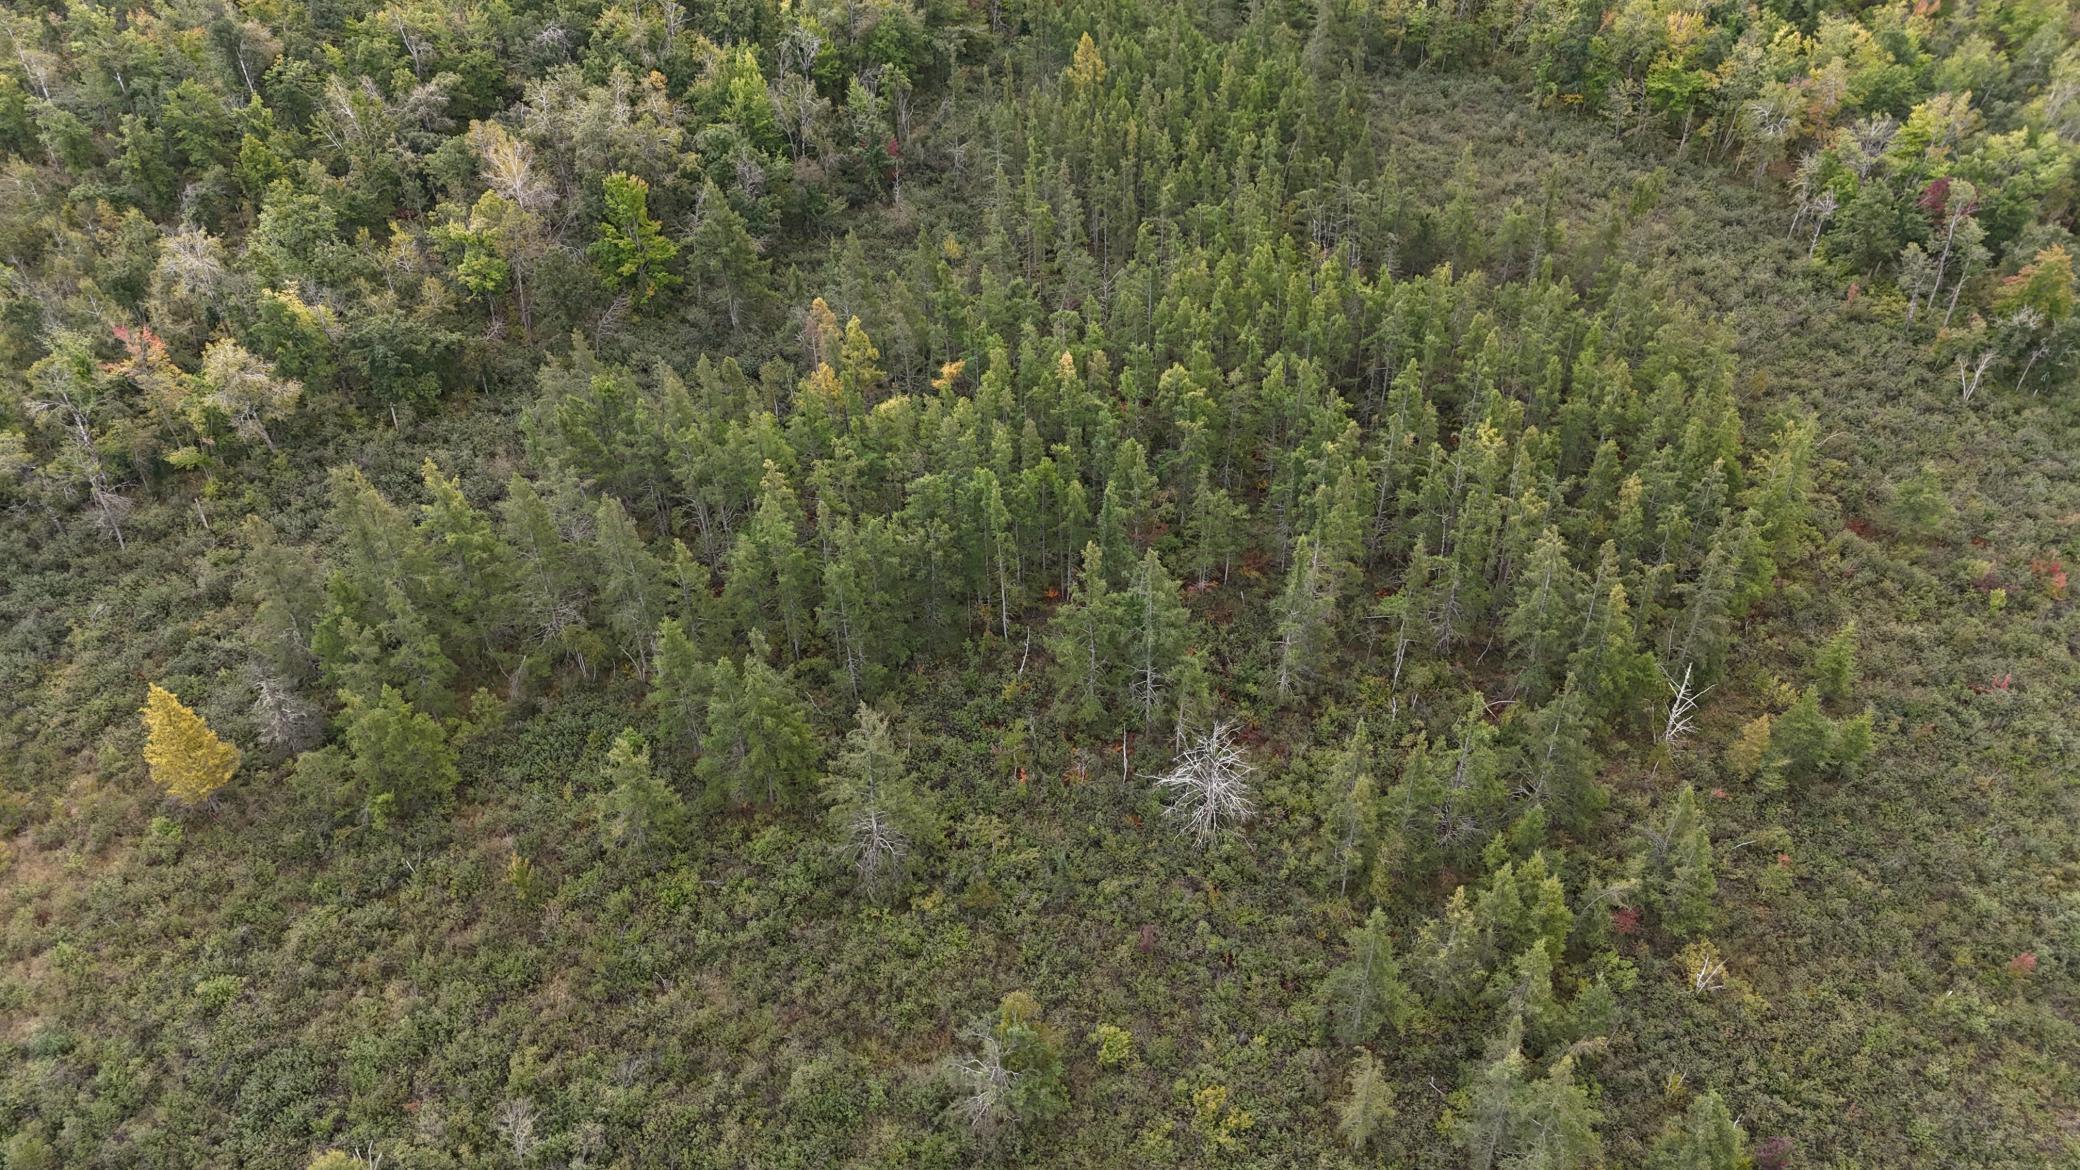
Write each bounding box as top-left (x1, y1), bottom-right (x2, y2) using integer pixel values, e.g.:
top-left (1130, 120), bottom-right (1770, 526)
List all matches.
top-left (601, 728), bottom-right (680, 853)
top-left (686, 182), bottom-right (772, 334)
top-left (141, 684), bottom-right (241, 803)
top-left (417, 460), bottom-right (513, 670)
top-left (1324, 720), bottom-right (1380, 899)
top-left (1649, 1090), bottom-right (1752, 1170)
top-left (1813, 621), bottom-right (1857, 704)
top-left (824, 704), bottom-right (936, 900)
top-left (1641, 785), bottom-right (1718, 937)
top-left (1336, 1049), bottom-right (1396, 1151)
top-left (1046, 542), bottom-right (1123, 732)
top-left (1323, 908), bottom-right (1413, 1045)
top-left (591, 172), bottom-right (679, 306)
top-left (723, 461), bottom-right (817, 660)
top-left (1181, 469), bottom-right (1246, 585)
top-left (649, 617), bottom-right (710, 769)
top-left (1769, 687), bottom-right (1836, 789)
top-left (1504, 526), bottom-right (1581, 700)
top-left (339, 685), bottom-right (458, 813)
top-left (1120, 548), bottom-right (1190, 730)
top-left (1274, 532), bottom-right (1342, 703)
top-left (1514, 679), bottom-right (1605, 832)
top-left (699, 634), bottom-right (818, 806)
top-left (594, 494), bottom-right (667, 674)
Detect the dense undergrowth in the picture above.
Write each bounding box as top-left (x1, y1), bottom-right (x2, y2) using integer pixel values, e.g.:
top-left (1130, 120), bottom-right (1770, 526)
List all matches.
top-left (0, 4), bottom-right (2076, 1169)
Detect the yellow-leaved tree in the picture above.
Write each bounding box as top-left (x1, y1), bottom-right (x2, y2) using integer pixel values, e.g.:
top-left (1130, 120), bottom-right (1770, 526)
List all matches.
top-left (141, 684), bottom-right (241, 802)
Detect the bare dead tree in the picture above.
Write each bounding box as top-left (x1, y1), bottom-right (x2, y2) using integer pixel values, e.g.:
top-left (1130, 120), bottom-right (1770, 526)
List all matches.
top-left (494, 1097), bottom-right (538, 1162)
top-left (1658, 663), bottom-right (1710, 747)
top-left (947, 1027), bottom-right (1016, 1136)
top-left (1956, 350), bottom-right (1996, 403)
top-left (1152, 721), bottom-right (1256, 847)
top-left (1687, 946), bottom-right (1730, 995)
top-left (251, 670), bottom-right (323, 752)
top-left (838, 806), bottom-right (911, 900)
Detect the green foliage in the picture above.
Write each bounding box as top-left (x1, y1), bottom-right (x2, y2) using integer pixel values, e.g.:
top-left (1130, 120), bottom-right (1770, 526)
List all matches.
top-left (591, 172), bottom-right (680, 307)
top-left (1649, 1091), bottom-right (1752, 1170)
top-left (698, 635), bottom-right (818, 807)
top-left (1337, 1049), bottom-right (1396, 1150)
top-left (600, 728), bottom-right (681, 853)
top-left (338, 685), bottom-right (458, 813)
top-left (1323, 908), bottom-right (1413, 1046)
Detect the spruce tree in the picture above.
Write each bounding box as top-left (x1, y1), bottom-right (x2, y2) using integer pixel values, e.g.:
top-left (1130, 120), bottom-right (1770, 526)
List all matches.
top-left (1323, 908), bottom-right (1413, 1046)
top-left (1336, 1049), bottom-right (1396, 1151)
top-left (339, 685), bottom-right (458, 813)
top-left (1046, 542), bottom-right (1123, 733)
top-left (1120, 547), bottom-right (1190, 730)
top-left (699, 634), bottom-right (818, 806)
top-left (601, 728), bottom-right (680, 853)
top-left (824, 704), bottom-right (935, 901)
top-left (1648, 1090), bottom-right (1751, 1170)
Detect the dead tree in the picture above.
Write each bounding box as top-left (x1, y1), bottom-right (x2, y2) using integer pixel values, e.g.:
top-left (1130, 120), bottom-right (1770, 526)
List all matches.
top-left (1152, 721), bottom-right (1256, 847)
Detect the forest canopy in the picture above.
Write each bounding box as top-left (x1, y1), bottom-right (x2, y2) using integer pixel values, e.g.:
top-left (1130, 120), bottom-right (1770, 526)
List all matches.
top-left (0, 1), bottom-right (2076, 1168)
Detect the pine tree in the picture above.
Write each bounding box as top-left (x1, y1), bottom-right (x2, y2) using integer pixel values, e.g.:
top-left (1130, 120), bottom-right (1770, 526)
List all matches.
top-left (1813, 620), bottom-right (1856, 704)
top-left (824, 704), bottom-right (936, 901)
top-left (1046, 542), bottom-right (1123, 732)
top-left (601, 728), bottom-right (680, 853)
top-left (339, 685), bottom-right (458, 813)
top-left (1120, 548), bottom-right (1190, 730)
top-left (699, 634), bottom-right (818, 806)
top-left (1323, 908), bottom-right (1413, 1046)
top-left (141, 684), bottom-right (241, 803)
top-left (1336, 1049), bottom-right (1397, 1151)
top-left (1649, 1090), bottom-right (1751, 1170)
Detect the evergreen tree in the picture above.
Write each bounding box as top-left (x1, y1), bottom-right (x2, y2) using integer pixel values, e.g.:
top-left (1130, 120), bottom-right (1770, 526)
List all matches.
top-left (649, 617), bottom-right (711, 769)
top-left (1337, 1049), bottom-right (1397, 1151)
top-left (1642, 785), bottom-right (1718, 937)
top-left (1649, 1090), bottom-right (1752, 1170)
top-left (1813, 621), bottom-right (1857, 704)
top-left (1504, 526), bottom-right (1582, 700)
top-left (699, 634), bottom-right (818, 806)
top-left (723, 461), bottom-right (817, 661)
top-left (1046, 542), bottom-right (1124, 732)
top-left (339, 685), bottom-right (458, 814)
top-left (594, 494), bottom-right (667, 673)
top-left (1323, 908), bottom-right (1413, 1046)
top-left (416, 460), bottom-right (513, 671)
top-left (1120, 548), bottom-right (1190, 730)
top-left (686, 182), bottom-right (772, 334)
top-left (824, 704), bottom-right (936, 900)
top-left (141, 684), bottom-right (241, 803)
top-left (1274, 532), bottom-right (1343, 703)
top-left (601, 728), bottom-right (680, 853)
top-left (1513, 679), bottom-right (1606, 832)
top-left (591, 172), bottom-right (679, 306)
top-left (1324, 720), bottom-right (1380, 898)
